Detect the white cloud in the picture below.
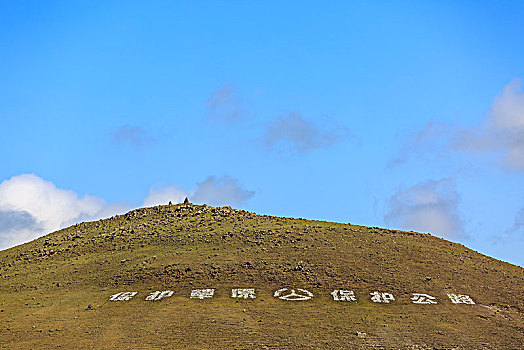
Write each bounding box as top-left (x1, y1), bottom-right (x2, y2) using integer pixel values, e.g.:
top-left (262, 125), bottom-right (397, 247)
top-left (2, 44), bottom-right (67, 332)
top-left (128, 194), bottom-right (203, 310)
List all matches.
top-left (261, 113), bottom-right (350, 154)
top-left (190, 175), bottom-right (254, 206)
top-left (489, 78), bottom-right (524, 129)
top-left (0, 174), bottom-right (127, 250)
top-left (143, 184), bottom-right (187, 207)
top-left (384, 178), bottom-right (464, 239)
top-left (391, 78), bottom-right (524, 171)
top-left (143, 175), bottom-right (255, 207)
top-left (0, 209), bottom-right (42, 249)
top-left (0, 173), bottom-right (255, 250)
top-left (454, 78), bottom-right (524, 171)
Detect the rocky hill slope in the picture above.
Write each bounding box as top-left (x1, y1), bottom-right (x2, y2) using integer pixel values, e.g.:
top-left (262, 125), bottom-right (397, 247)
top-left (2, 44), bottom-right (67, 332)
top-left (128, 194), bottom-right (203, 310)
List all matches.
top-left (1, 202), bottom-right (523, 349)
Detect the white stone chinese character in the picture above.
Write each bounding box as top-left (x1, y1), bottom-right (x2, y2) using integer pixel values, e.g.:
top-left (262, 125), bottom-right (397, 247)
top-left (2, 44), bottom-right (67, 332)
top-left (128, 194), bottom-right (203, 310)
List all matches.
top-left (370, 291), bottom-right (395, 303)
top-left (190, 288), bottom-right (215, 299)
top-left (109, 291), bottom-right (137, 301)
top-left (411, 293), bottom-right (437, 304)
top-left (146, 290), bottom-right (174, 301)
top-left (331, 289), bottom-right (357, 302)
top-left (447, 294), bottom-right (475, 304)
top-left (274, 288), bottom-right (313, 301)
top-left (231, 288), bottom-right (256, 299)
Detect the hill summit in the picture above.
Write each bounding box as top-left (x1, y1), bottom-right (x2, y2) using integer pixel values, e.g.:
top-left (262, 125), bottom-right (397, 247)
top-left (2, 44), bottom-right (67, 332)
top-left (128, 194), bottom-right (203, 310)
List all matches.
top-left (1, 202), bottom-right (523, 349)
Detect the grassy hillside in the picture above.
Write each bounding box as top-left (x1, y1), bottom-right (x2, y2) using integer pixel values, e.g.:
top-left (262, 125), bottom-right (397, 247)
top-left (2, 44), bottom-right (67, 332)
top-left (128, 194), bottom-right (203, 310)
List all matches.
top-left (1, 202), bottom-right (523, 349)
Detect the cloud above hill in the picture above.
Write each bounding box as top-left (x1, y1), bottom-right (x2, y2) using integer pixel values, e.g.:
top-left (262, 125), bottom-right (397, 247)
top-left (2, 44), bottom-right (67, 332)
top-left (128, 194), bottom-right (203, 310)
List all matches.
top-left (0, 173), bottom-right (255, 250)
top-left (385, 178), bottom-right (464, 239)
top-left (0, 174), bottom-right (127, 250)
top-left (143, 175), bottom-right (254, 207)
top-left (261, 113), bottom-right (350, 154)
top-left (191, 175), bottom-right (254, 206)
top-left (143, 184), bottom-right (187, 207)
top-left (0, 209), bottom-right (43, 247)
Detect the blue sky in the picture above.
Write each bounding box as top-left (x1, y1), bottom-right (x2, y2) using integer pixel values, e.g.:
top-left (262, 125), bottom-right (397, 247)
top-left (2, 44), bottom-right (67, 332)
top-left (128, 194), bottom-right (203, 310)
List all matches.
top-left (1, 1), bottom-right (523, 266)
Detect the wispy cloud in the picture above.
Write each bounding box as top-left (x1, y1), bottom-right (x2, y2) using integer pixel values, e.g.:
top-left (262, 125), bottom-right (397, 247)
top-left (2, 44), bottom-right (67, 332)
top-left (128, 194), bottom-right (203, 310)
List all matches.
top-left (207, 85), bottom-right (245, 122)
top-left (507, 207), bottom-right (524, 236)
top-left (261, 113), bottom-right (350, 154)
top-left (384, 178), bottom-right (464, 239)
top-left (390, 78), bottom-right (524, 172)
top-left (110, 125), bottom-right (153, 148)
top-left (388, 121), bottom-right (452, 168)
top-left (0, 174), bottom-right (128, 250)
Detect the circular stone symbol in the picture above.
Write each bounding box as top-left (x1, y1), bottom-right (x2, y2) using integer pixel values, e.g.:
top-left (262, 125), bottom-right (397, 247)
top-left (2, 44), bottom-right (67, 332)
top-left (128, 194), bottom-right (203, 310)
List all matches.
top-left (274, 288), bottom-right (313, 301)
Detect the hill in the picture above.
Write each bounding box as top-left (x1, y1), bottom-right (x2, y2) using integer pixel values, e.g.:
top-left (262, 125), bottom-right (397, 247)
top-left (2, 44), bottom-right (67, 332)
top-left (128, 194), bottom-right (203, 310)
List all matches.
top-left (1, 202), bottom-right (523, 349)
